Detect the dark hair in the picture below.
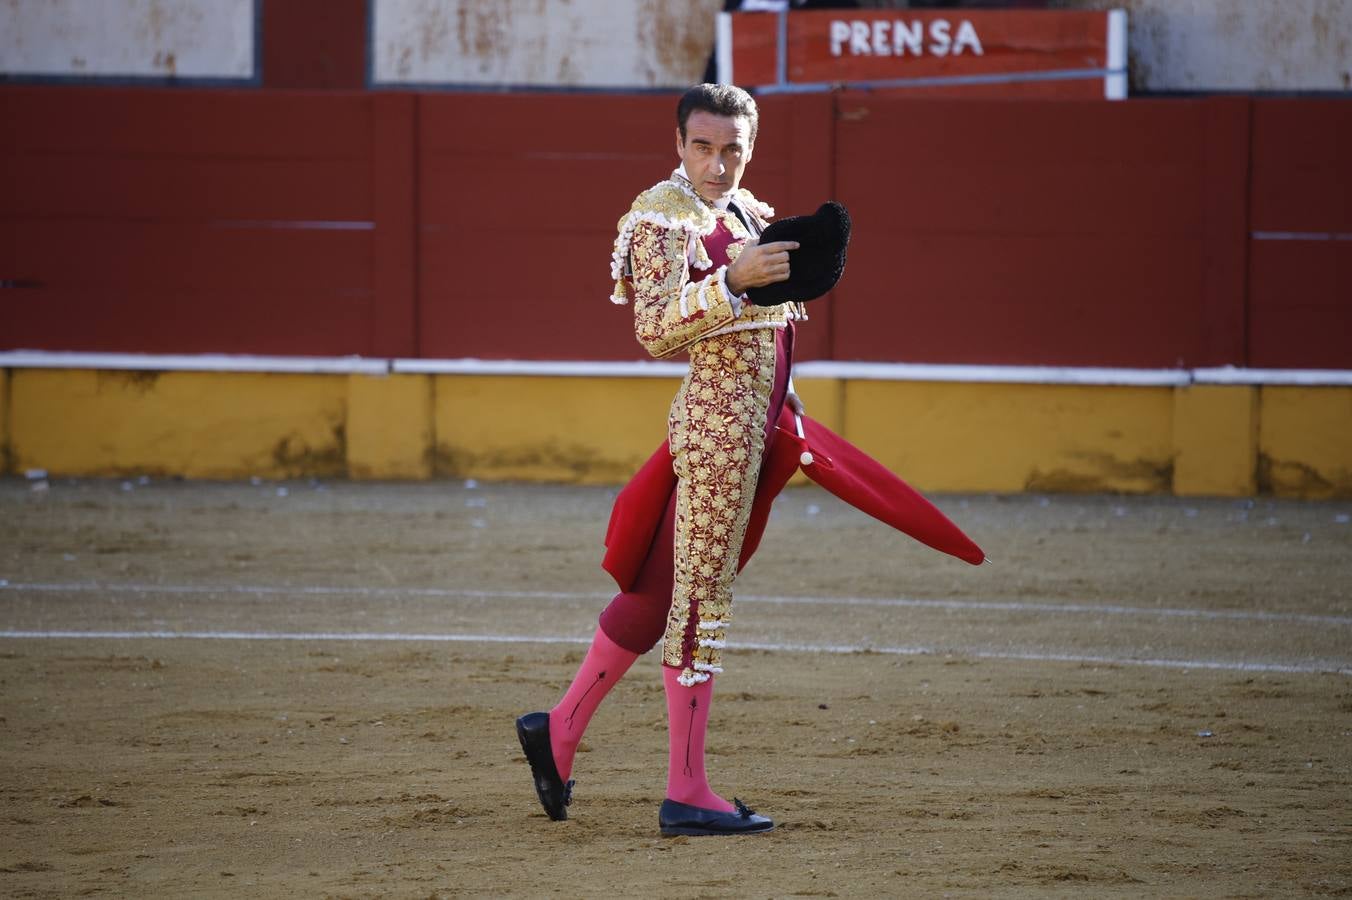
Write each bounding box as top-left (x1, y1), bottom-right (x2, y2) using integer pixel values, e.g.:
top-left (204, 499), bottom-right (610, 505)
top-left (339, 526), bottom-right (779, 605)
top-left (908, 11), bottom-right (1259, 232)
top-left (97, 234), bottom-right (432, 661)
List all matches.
top-left (676, 83), bottom-right (759, 145)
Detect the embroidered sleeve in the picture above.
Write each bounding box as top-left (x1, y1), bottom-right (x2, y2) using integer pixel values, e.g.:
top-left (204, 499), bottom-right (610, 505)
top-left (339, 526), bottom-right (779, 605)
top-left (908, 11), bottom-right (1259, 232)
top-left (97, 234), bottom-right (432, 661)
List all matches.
top-left (630, 221), bottom-right (738, 360)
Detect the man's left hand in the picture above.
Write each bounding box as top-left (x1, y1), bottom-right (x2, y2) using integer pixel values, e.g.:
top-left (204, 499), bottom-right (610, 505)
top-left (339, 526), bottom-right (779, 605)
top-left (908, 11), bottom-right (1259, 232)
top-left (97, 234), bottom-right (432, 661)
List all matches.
top-left (786, 392), bottom-right (805, 416)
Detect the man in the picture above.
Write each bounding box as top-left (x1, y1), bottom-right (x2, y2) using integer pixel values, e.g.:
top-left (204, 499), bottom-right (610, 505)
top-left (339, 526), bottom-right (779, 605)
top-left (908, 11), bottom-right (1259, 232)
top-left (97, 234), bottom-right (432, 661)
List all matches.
top-left (516, 83), bottom-right (805, 837)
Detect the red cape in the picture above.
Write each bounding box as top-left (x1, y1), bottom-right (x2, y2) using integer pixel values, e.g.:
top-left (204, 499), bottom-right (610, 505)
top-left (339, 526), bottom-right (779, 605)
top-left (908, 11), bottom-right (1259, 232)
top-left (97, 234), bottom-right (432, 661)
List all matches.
top-left (602, 407), bottom-right (984, 592)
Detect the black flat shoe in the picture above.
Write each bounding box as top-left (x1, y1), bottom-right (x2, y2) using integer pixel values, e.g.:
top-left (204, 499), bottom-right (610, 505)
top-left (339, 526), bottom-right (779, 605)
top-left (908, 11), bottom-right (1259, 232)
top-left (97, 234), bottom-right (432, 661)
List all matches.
top-left (515, 712), bottom-right (573, 821)
top-left (659, 797), bottom-right (774, 836)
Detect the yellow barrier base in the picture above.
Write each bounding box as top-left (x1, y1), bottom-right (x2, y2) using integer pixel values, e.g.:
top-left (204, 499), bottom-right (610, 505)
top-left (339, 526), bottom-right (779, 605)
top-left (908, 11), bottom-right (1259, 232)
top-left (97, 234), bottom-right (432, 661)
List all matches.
top-left (9, 369), bottom-right (346, 480)
top-left (1259, 387), bottom-right (1352, 499)
top-left (1173, 385), bottom-right (1259, 496)
top-left (3, 368), bottom-right (1349, 498)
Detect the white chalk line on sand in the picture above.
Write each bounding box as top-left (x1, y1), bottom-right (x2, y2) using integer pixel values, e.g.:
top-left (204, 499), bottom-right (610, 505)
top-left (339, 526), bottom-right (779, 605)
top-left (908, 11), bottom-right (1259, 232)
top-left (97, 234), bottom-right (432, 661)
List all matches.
top-left (2, 580), bottom-right (1349, 628)
top-left (1, 628), bottom-right (1348, 676)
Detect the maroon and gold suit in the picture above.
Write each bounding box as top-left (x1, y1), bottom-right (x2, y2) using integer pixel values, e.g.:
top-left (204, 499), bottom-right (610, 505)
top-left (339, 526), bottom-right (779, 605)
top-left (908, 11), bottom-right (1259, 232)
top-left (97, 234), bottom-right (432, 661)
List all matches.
top-left (609, 171), bottom-right (806, 688)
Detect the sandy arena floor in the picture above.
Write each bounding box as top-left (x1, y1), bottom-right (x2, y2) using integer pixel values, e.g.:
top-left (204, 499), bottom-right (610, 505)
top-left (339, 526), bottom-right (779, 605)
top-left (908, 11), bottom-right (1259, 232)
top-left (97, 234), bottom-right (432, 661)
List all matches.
top-left (1, 477), bottom-right (1350, 897)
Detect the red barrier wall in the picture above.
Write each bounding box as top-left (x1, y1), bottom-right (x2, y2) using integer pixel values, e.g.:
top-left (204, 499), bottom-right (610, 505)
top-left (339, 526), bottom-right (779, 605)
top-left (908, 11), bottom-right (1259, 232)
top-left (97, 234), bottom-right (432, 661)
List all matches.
top-left (829, 92), bottom-right (1250, 367)
top-left (417, 93), bottom-right (665, 361)
top-left (1247, 99), bottom-right (1352, 369)
top-left (416, 92), bottom-right (837, 361)
top-left (2, 85), bottom-right (1348, 369)
top-left (0, 86), bottom-right (416, 357)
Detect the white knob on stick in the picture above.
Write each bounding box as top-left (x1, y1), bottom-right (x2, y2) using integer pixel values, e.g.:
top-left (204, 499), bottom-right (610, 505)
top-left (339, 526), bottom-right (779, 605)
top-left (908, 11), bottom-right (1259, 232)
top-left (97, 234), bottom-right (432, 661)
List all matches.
top-left (793, 413), bottom-right (813, 466)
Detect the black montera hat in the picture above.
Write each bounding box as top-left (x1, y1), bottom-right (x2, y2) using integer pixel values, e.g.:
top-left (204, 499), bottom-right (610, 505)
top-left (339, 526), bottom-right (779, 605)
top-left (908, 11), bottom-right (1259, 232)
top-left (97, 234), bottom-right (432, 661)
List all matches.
top-left (746, 201), bottom-right (850, 307)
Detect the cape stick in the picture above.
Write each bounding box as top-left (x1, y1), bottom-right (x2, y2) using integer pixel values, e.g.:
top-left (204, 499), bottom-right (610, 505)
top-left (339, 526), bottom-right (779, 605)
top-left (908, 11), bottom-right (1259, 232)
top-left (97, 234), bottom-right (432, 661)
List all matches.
top-left (794, 413), bottom-right (814, 466)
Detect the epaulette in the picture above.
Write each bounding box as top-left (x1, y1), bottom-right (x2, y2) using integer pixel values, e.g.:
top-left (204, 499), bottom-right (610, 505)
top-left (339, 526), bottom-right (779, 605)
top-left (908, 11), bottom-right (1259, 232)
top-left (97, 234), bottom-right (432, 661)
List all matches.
top-left (609, 177), bottom-right (774, 305)
top-left (734, 188), bottom-right (775, 223)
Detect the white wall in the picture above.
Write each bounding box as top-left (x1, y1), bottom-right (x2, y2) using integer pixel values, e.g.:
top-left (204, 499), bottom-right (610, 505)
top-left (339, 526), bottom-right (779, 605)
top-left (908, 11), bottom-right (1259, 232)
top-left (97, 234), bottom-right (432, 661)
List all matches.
top-left (1053, 0), bottom-right (1352, 92)
top-left (372, 0), bottom-right (723, 88)
top-left (0, 0), bottom-right (255, 80)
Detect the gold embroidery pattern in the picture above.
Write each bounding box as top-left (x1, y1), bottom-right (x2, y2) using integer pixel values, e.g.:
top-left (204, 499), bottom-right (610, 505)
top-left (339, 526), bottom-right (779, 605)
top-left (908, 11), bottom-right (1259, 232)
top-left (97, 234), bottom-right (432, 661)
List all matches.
top-left (718, 206), bottom-right (751, 241)
top-left (610, 175), bottom-right (773, 305)
top-left (734, 188), bottom-right (775, 223)
top-left (614, 173), bottom-right (795, 685)
top-left (629, 221), bottom-right (737, 360)
top-left (662, 328), bottom-right (777, 683)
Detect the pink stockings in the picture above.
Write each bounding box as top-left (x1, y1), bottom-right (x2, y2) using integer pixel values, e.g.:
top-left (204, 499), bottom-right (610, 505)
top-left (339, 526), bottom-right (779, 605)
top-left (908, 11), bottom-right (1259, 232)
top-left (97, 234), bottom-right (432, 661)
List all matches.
top-left (548, 627), bottom-right (639, 782)
top-left (661, 664), bottom-right (733, 812)
top-left (544, 326), bottom-right (791, 810)
top-left (547, 626), bottom-right (731, 812)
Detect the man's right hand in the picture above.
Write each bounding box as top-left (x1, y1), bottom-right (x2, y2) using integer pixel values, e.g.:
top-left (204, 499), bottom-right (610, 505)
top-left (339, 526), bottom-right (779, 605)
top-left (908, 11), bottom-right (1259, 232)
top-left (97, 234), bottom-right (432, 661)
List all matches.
top-left (725, 238), bottom-right (800, 296)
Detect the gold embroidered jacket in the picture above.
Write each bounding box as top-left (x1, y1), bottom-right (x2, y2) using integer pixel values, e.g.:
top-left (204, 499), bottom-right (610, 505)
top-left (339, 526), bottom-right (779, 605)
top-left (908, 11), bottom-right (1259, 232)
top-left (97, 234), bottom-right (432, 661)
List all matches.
top-left (609, 173), bottom-right (804, 359)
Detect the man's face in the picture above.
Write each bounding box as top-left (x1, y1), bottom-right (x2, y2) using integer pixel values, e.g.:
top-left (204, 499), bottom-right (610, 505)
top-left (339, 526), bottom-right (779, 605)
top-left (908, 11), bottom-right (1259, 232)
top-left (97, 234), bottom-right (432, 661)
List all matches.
top-left (676, 110), bottom-right (754, 205)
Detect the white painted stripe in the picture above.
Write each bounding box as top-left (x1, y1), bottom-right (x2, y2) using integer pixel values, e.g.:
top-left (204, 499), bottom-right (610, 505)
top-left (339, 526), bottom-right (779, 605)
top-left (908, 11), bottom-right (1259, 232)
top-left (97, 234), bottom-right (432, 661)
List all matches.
top-left (1106, 10), bottom-right (1128, 70)
top-left (0, 351), bottom-right (389, 375)
top-left (0, 582), bottom-right (784, 603)
top-left (1, 629), bottom-right (1346, 676)
top-left (791, 361), bottom-right (1190, 386)
top-left (1105, 9), bottom-right (1128, 100)
top-left (1251, 231), bottom-right (1352, 241)
top-left (3, 581), bottom-right (1348, 627)
top-left (776, 8), bottom-right (788, 86)
top-left (1193, 366), bottom-right (1352, 387)
top-left (3, 353), bottom-right (1348, 387)
top-left (210, 220), bottom-right (375, 231)
top-left (741, 593), bottom-right (1352, 628)
top-left (0, 581), bottom-right (592, 601)
top-left (758, 68), bottom-right (1117, 96)
top-left (390, 358), bottom-right (686, 377)
top-left (735, 640), bottom-right (1350, 676)
top-left (0, 629), bottom-right (584, 645)
top-left (716, 12), bottom-right (734, 86)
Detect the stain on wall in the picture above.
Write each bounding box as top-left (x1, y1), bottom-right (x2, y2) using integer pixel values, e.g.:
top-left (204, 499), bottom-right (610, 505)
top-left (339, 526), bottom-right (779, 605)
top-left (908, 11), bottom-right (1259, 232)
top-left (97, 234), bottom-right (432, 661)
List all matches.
top-left (373, 0), bottom-right (722, 88)
top-left (0, 0), bottom-right (253, 79)
top-left (1051, 0), bottom-right (1352, 92)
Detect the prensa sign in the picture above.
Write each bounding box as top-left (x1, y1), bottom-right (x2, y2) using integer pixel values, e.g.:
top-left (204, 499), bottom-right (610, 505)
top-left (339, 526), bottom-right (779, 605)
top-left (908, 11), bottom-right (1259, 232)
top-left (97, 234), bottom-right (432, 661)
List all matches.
top-left (717, 9), bottom-right (1128, 100)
